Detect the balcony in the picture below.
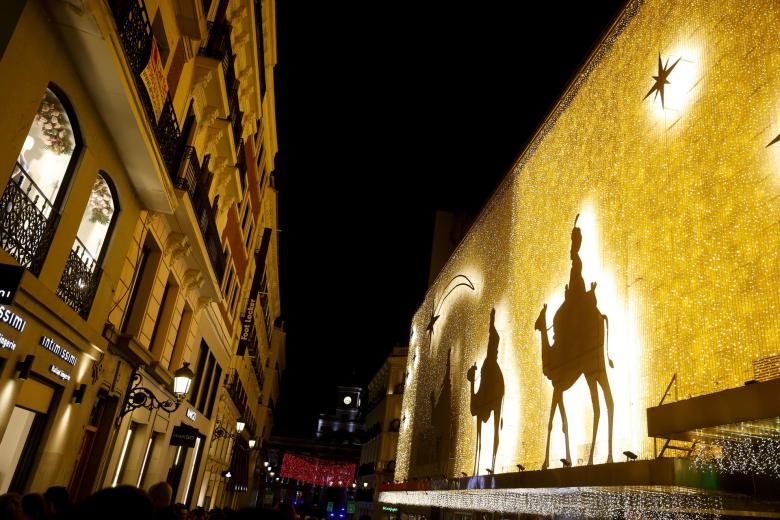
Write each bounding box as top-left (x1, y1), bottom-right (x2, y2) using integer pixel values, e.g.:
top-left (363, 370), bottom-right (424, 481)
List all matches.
top-left (236, 139), bottom-right (247, 192)
top-left (56, 238), bottom-right (103, 319)
top-left (0, 164), bottom-right (60, 275)
top-left (108, 0), bottom-right (183, 184)
top-left (174, 147), bottom-right (226, 282)
top-left (227, 85), bottom-right (244, 153)
top-left (199, 22), bottom-right (237, 94)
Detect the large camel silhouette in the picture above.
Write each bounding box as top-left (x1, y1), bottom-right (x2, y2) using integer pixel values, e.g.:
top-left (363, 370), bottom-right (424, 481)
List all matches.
top-left (466, 309), bottom-right (504, 475)
top-left (533, 216), bottom-right (614, 470)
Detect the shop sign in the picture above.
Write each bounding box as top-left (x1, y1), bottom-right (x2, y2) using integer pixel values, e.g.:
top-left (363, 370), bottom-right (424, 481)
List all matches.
top-left (50, 364), bottom-right (71, 381)
top-left (170, 424), bottom-right (198, 447)
top-left (0, 331), bottom-right (16, 351)
top-left (0, 305), bottom-right (26, 332)
top-left (186, 408), bottom-right (197, 421)
top-left (40, 336), bottom-right (77, 366)
top-left (0, 264), bottom-right (24, 305)
top-left (382, 506), bottom-right (399, 513)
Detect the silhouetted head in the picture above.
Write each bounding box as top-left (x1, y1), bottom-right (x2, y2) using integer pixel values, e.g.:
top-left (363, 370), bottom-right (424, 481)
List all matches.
top-left (466, 363), bottom-right (477, 382)
top-left (0, 493), bottom-right (21, 520)
top-left (147, 482), bottom-right (173, 509)
top-left (77, 486), bottom-right (153, 520)
top-left (571, 214), bottom-right (582, 254)
top-left (43, 486), bottom-right (71, 516)
top-left (21, 494), bottom-right (48, 520)
top-left (534, 304), bottom-right (548, 332)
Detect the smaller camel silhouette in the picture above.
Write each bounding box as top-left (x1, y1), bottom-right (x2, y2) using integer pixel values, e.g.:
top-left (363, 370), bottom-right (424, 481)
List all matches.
top-left (466, 309), bottom-right (504, 476)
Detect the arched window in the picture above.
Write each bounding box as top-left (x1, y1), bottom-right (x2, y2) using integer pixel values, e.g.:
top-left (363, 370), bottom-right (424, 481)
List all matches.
top-left (0, 85), bottom-right (82, 274)
top-left (57, 172), bottom-right (119, 319)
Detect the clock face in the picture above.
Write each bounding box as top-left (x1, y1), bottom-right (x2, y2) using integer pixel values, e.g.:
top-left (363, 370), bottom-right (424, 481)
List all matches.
top-left (343, 396), bottom-right (352, 405)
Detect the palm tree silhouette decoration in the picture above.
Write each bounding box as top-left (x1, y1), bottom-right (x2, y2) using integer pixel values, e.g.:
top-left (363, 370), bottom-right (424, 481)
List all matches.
top-left (533, 215), bottom-right (614, 469)
top-left (411, 274), bottom-right (475, 473)
top-left (425, 274), bottom-right (475, 355)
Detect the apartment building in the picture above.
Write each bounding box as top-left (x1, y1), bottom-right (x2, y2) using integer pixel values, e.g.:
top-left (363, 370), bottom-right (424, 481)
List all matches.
top-left (0, 0), bottom-right (283, 510)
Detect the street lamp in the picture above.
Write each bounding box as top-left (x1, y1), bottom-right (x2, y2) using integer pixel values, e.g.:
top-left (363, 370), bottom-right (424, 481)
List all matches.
top-left (116, 363), bottom-right (194, 427)
top-left (248, 438), bottom-right (256, 449)
top-left (212, 417), bottom-right (247, 441)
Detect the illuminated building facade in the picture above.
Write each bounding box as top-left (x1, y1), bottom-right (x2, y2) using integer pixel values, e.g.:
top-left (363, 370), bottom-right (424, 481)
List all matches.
top-left (0, 0), bottom-right (283, 509)
top-left (357, 346), bottom-right (408, 519)
top-left (381, 0), bottom-right (780, 517)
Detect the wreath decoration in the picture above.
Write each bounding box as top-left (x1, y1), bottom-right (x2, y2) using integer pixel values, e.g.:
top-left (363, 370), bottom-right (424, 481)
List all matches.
top-left (88, 177), bottom-right (114, 224)
top-left (35, 91), bottom-right (73, 156)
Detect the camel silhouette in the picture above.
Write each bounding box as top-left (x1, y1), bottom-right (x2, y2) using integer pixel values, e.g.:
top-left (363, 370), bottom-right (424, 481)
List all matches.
top-left (466, 309), bottom-right (504, 475)
top-left (533, 216), bottom-right (614, 470)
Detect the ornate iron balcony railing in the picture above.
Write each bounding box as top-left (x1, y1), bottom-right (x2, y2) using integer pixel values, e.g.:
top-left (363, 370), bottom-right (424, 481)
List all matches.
top-left (174, 147), bottom-right (226, 283)
top-left (0, 163), bottom-right (60, 275)
top-left (57, 237), bottom-right (102, 319)
top-left (109, 0), bottom-right (183, 182)
top-left (199, 22), bottom-right (236, 93)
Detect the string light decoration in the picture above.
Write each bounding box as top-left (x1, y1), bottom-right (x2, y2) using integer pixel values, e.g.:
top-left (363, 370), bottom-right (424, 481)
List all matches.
top-left (280, 453), bottom-right (355, 487)
top-left (379, 487), bottom-right (723, 519)
top-left (395, 0), bottom-right (780, 502)
top-left (691, 438), bottom-right (780, 478)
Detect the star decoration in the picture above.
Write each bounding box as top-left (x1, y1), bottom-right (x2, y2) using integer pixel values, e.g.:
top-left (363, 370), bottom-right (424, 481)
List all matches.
top-left (426, 310), bottom-right (440, 335)
top-left (644, 53), bottom-right (681, 110)
top-left (768, 133), bottom-right (780, 147)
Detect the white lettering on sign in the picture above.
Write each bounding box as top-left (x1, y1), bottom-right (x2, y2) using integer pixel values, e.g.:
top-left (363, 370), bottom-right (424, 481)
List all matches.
top-left (186, 408), bottom-right (197, 421)
top-left (0, 332), bottom-right (16, 351)
top-left (0, 306), bottom-right (25, 332)
top-left (40, 336), bottom-right (78, 366)
top-left (50, 365), bottom-right (71, 381)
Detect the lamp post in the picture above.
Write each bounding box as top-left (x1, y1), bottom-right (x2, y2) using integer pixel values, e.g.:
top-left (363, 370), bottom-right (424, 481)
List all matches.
top-left (116, 363), bottom-right (194, 427)
top-left (212, 417), bottom-right (248, 441)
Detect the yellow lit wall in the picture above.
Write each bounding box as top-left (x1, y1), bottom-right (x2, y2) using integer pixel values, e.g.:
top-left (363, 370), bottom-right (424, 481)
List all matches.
top-left (397, 0), bottom-right (780, 480)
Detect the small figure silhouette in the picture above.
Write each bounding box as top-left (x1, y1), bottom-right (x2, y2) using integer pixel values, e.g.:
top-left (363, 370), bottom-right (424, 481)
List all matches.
top-left (466, 309), bottom-right (505, 475)
top-left (534, 215), bottom-right (614, 470)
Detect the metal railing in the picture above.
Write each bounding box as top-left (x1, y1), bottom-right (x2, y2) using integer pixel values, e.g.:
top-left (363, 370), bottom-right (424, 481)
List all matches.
top-left (108, 0), bottom-right (183, 182)
top-left (174, 148), bottom-right (226, 282)
top-left (199, 22), bottom-right (236, 93)
top-left (0, 163), bottom-right (60, 275)
top-left (227, 85), bottom-right (243, 151)
top-left (236, 139), bottom-right (246, 192)
top-left (56, 237), bottom-right (102, 319)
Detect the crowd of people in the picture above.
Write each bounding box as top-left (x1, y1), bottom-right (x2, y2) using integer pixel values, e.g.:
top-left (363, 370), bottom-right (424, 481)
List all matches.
top-left (0, 482), bottom-right (297, 520)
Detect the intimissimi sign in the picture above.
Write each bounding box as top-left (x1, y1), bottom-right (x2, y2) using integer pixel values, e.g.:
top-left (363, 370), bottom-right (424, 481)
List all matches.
top-left (0, 305), bottom-right (26, 332)
top-left (40, 336), bottom-right (77, 366)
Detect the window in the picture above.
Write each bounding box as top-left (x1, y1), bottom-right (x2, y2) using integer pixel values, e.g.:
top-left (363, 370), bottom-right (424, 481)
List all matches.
top-left (57, 172), bottom-right (119, 318)
top-left (1, 85), bottom-right (82, 274)
top-left (120, 246), bottom-right (149, 333)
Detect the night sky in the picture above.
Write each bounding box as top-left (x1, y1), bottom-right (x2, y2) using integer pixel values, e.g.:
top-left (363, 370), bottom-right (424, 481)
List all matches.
top-left (272, 2), bottom-right (626, 436)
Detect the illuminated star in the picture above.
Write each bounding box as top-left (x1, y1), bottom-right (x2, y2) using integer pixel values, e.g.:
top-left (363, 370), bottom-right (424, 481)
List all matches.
top-left (426, 310), bottom-right (440, 335)
top-left (644, 53), bottom-right (681, 109)
top-left (768, 134), bottom-right (780, 147)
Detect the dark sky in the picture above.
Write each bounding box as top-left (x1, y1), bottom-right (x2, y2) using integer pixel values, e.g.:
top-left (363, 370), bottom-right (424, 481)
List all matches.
top-left (272, 2), bottom-right (626, 436)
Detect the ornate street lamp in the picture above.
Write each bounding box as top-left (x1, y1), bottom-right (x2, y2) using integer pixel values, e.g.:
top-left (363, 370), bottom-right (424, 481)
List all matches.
top-left (212, 417), bottom-right (247, 440)
top-left (116, 363), bottom-right (194, 426)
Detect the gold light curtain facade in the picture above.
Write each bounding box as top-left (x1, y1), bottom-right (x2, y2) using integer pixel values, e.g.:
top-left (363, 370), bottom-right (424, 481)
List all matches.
top-left (397, 0), bottom-right (780, 480)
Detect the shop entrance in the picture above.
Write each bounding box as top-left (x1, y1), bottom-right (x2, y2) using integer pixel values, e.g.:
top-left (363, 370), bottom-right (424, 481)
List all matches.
top-left (0, 377), bottom-right (55, 493)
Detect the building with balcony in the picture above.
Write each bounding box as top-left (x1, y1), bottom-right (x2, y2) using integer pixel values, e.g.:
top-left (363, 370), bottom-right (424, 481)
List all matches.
top-left (379, 0), bottom-right (780, 518)
top-left (356, 346), bottom-right (408, 519)
top-left (0, 0), bottom-right (283, 510)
